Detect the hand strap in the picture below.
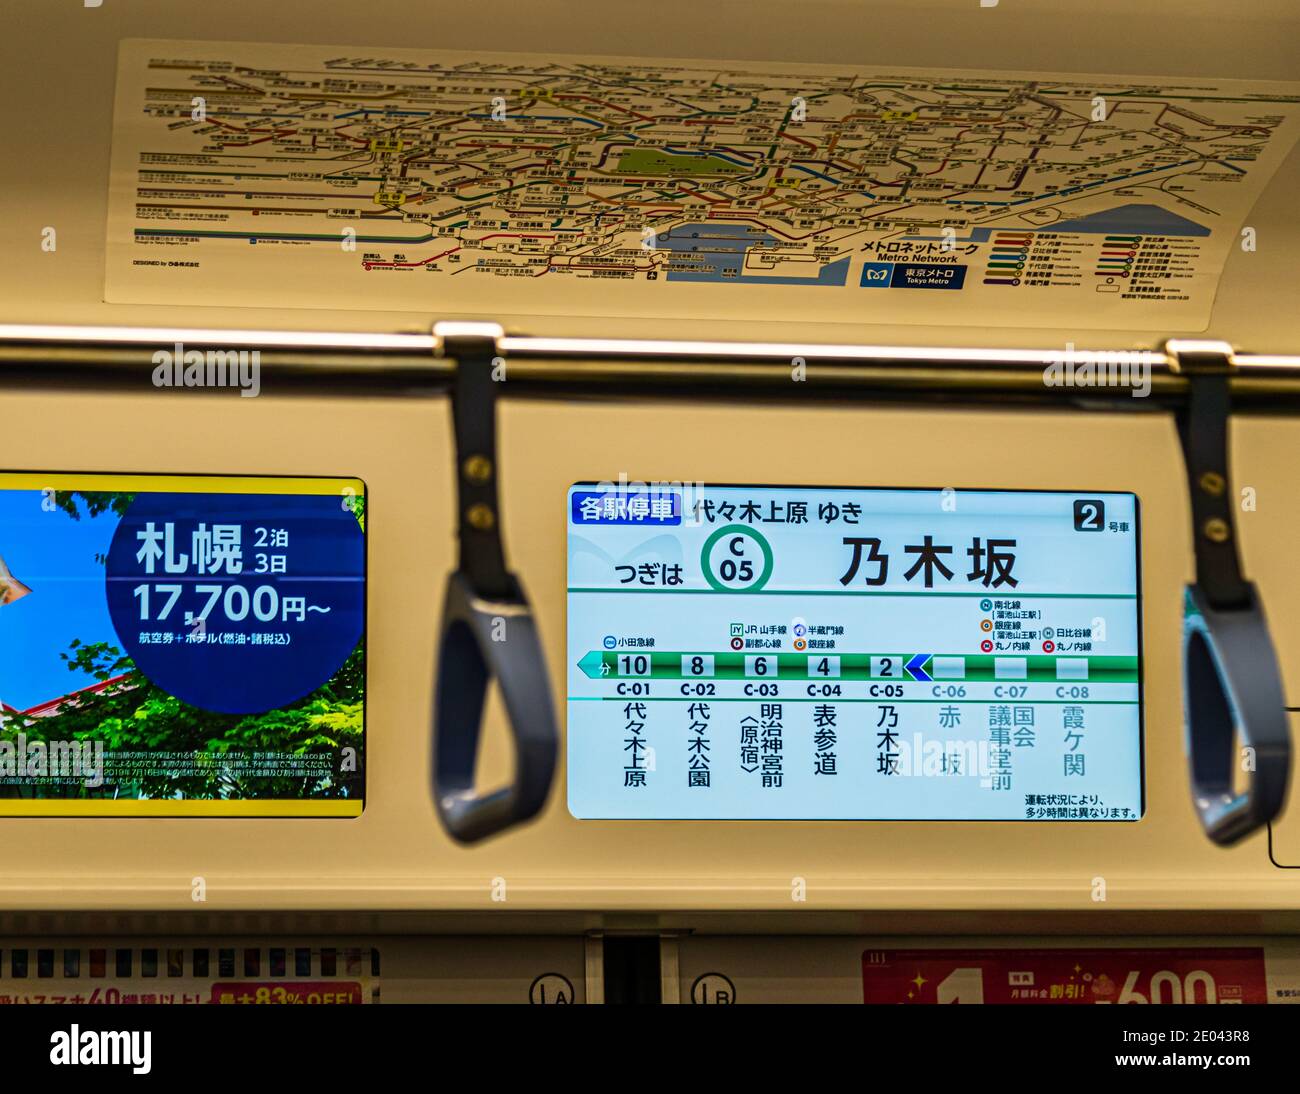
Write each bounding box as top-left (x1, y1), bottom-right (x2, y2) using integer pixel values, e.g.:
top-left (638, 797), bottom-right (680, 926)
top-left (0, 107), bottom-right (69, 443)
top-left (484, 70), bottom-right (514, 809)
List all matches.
top-left (1168, 340), bottom-right (1290, 845)
top-left (430, 322), bottom-right (557, 843)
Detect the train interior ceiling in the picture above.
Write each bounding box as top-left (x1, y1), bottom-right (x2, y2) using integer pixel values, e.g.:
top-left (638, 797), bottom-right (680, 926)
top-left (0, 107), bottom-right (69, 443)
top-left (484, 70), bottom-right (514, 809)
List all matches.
top-left (1, 0), bottom-right (1300, 1009)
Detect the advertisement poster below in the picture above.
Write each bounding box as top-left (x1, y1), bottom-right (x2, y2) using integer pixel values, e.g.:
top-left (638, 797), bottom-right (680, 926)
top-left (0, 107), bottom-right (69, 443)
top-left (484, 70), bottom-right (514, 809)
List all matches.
top-left (674, 937), bottom-right (1300, 1004)
top-left (0, 942), bottom-right (378, 1005)
top-left (861, 947), bottom-right (1269, 1004)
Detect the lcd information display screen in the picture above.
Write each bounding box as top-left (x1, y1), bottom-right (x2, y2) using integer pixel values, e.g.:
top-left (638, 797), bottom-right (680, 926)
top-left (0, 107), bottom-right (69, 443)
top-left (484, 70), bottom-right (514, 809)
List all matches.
top-left (567, 483), bottom-right (1142, 821)
top-left (0, 473), bottom-right (366, 816)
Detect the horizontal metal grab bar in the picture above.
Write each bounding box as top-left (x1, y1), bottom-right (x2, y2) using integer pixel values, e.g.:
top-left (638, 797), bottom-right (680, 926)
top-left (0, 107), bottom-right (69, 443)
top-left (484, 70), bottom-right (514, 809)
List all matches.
top-left (2, 323), bottom-right (1300, 410)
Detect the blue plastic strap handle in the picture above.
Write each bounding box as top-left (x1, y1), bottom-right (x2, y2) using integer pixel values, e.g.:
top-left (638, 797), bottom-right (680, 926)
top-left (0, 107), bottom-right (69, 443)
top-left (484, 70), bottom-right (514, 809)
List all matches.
top-left (1183, 585), bottom-right (1290, 846)
top-left (433, 570), bottom-right (556, 843)
top-left (430, 324), bottom-right (557, 843)
top-left (1171, 341), bottom-right (1291, 845)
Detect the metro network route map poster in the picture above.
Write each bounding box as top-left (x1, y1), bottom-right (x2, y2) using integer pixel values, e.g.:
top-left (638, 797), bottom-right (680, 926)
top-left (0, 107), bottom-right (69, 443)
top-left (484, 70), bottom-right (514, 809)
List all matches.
top-left (0, 474), bottom-right (366, 816)
top-left (105, 40), bottom-right (1300, 331)
top-left (567, 484), bottom-right (1142, 821)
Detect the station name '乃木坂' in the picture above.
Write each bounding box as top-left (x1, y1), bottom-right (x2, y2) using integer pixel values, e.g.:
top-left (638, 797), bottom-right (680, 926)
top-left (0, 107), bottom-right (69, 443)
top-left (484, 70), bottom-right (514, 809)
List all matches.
top-left (840, 535), bottom-right (1019, 589)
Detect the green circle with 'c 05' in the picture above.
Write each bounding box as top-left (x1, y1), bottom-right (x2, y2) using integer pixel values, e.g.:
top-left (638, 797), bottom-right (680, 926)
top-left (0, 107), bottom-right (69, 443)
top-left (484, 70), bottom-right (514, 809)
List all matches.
top-left (701, 524), bottom-right (774, 592)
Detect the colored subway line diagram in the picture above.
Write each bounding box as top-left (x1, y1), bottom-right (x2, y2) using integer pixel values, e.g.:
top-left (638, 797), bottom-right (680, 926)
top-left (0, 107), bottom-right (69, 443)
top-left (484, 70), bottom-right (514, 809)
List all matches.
top-left (109, 42), bottom-right (1300, 318)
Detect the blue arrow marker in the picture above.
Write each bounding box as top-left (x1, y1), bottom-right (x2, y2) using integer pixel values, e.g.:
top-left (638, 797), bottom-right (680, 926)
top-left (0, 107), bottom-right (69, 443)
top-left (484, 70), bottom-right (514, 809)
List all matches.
top-left (905, 654), bottom-right (932, 681)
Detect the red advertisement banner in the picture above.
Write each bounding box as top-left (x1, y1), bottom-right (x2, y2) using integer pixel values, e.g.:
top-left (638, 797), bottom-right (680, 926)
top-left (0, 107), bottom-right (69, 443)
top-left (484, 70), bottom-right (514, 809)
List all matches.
top-left (862, 948), bottom-right (1268, 1004)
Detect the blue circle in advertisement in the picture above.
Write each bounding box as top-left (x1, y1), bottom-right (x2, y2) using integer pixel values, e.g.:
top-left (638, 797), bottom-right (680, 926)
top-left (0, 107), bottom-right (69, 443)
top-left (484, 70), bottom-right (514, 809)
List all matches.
top-left (104, 491), bottom-right (365, 714)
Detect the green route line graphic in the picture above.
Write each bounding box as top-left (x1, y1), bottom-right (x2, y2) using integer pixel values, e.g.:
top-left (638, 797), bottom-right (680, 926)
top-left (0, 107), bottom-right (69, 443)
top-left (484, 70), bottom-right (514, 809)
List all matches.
top-left (577, 650), bottom-right (1137, 682)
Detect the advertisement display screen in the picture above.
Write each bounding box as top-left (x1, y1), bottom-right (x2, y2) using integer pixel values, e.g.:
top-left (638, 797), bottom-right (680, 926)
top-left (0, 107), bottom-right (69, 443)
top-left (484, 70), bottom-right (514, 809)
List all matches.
top-left (567, 483), bottom-right (1141, 821)
top-left (0, 473), bottom-right (366, 816)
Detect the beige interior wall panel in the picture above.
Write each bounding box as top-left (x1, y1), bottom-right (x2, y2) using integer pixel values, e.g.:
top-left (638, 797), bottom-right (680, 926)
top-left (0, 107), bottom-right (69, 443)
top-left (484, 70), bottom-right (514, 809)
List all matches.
top-left (1, 388), bottom-right (1298, 913)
